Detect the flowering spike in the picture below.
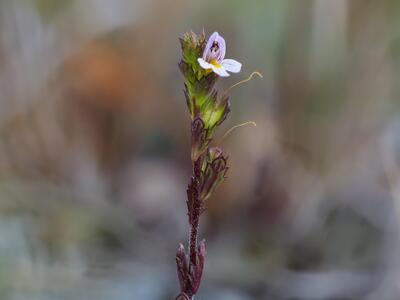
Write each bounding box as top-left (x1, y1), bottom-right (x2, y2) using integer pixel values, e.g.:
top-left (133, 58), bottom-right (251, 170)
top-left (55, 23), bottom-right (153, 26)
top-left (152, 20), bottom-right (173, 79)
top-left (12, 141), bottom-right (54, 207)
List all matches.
top-left (175, 30), bottom-right (245, 299)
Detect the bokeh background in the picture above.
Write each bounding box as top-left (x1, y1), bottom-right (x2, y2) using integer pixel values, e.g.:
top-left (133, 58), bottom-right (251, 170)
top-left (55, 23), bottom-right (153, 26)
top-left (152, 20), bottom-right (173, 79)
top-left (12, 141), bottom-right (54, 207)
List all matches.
top-left (1, 0), bottom-right (400, 299)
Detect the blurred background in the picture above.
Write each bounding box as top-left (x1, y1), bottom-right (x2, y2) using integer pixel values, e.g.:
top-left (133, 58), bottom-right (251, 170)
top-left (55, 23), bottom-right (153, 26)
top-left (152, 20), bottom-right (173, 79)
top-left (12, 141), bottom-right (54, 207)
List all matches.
top-left (1, 0), bottom-right (400, 299)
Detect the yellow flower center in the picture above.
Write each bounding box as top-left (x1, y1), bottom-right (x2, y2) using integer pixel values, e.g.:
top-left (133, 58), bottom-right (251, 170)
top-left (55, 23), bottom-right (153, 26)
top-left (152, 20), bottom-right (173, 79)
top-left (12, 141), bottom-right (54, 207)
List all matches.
top-left (210, 59), bottom-right (222, 69)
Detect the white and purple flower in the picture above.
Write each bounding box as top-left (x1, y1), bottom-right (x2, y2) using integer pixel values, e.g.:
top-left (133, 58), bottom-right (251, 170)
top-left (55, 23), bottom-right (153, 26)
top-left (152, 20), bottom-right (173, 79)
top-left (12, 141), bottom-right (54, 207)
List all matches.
top-left (197, 32), bottom-right (242, 77)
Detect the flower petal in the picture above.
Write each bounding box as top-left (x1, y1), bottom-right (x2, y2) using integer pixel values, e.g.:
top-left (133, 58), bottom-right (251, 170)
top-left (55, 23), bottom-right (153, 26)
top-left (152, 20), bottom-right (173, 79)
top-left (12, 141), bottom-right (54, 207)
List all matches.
top-left (221, 59), bottom-right (242, 73)
top-left (198, 58), bottom-right (213, 70)
top-left (215, 34), bottom-right (226, 61)
top-left (211, 65), bottom-right (230, 77)
top-left (203, 32), bottom-right (219, 60)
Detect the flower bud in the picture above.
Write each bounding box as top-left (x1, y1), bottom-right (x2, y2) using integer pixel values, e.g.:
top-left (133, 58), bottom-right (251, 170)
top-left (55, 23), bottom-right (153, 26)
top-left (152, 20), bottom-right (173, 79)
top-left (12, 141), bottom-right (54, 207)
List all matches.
top-left (180, 31), bottom-right (205, 70)
top-left (192, 239), bottom-right (207, 294)
top-left (176, 243), bottom-right (189, 293)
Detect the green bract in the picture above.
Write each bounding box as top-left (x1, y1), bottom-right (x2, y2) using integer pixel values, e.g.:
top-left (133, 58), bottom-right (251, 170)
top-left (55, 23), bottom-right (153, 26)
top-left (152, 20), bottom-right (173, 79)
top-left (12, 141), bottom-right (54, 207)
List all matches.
top-left (179, 31), bottom-right (231, 159)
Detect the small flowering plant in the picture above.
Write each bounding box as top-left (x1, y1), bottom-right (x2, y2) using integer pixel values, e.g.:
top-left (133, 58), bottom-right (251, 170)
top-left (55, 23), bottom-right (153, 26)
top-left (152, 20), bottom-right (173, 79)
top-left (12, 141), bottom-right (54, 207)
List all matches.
top-left (175, 30), bottom-right (242, 300)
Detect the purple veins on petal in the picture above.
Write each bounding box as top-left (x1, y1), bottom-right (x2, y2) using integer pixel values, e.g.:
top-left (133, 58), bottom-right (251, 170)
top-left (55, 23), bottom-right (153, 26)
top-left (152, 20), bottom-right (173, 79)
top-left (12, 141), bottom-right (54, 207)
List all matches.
top-left (203, 32), bottom-right (224, 62)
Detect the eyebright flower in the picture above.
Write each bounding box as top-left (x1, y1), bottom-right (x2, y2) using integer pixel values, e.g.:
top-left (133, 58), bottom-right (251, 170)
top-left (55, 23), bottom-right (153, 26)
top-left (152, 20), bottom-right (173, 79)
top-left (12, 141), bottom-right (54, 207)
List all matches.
top-left (197, 32), bottom-right (242, 77)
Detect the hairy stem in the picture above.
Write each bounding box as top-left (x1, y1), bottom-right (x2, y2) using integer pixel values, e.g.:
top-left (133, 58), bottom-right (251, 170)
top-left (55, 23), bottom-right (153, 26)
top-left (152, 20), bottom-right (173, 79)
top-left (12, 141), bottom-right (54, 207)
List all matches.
top-left (189, 158), bottom-right (201, 289)
top-left (189, 204), bottom-right (200, 267)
